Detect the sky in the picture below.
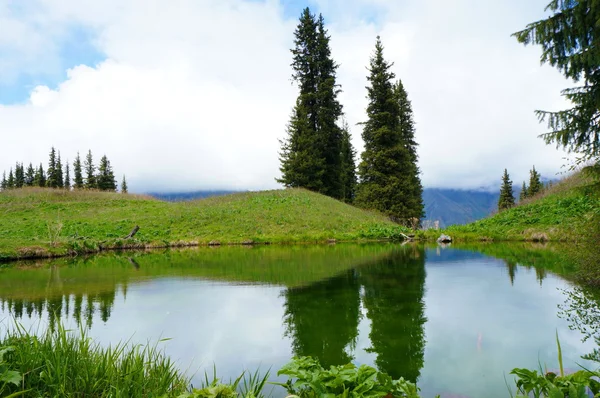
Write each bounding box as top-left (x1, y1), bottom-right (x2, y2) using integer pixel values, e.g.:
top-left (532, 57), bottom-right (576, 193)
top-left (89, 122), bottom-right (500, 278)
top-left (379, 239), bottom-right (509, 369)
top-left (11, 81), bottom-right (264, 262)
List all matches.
top-left (0, 0), bottom-right (573, 193)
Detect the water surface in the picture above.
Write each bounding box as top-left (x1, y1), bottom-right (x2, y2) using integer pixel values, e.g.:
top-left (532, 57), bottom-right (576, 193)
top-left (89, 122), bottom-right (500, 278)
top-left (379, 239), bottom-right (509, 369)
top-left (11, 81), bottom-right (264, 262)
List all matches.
top-left (1, 243), bottom-right (598, 397)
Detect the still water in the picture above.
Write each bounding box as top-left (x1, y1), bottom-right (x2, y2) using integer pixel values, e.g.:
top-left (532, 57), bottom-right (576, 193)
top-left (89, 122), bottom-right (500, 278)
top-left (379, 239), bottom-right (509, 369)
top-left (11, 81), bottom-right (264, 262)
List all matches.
top-left (1, 243), bottom-right (599, 397)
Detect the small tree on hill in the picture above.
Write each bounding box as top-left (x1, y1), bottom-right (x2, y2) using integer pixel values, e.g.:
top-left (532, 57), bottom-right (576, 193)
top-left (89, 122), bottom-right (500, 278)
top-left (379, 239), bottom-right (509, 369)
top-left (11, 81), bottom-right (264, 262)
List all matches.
top-left (519, 181), bottom-right (528, 201)
top-left (7, 169), bottom-right (15, 189)
top-left (97, 155), bottom-right (117, 192)
top-left (64, 163), bottom-right (71, 190)
top-left (25, 163), bottom-right (35, 186)
top-left (121, 175), bottom-right (128, 194)
top-left (73, 153), bottom-right (84, 189)
top-left (56, 152), bottom-right (64, 189)
top-left (47, 147), bottom-right (58, 188)
top-left (498, 169), bottom-right (515, 211)
top-left (528, 166), bottom-right (543, 197)
top-left (1, 172), bottom-right (6, 190)
top-left (35, 163), bottom-right (46, 187)
top-left (84, 150), bottom-right (96, 189)
top-left (15, 163), bottom-right (25, 188)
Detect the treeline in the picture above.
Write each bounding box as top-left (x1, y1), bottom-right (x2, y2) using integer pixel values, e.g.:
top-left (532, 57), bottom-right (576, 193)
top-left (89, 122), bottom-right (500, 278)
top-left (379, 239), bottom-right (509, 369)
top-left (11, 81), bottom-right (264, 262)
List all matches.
top-left (278, 8), bottom-right (423, 224)
top-left (498, 166), bottom-right (549, 211)
top-left (0, 147), bottom-right (128, 193)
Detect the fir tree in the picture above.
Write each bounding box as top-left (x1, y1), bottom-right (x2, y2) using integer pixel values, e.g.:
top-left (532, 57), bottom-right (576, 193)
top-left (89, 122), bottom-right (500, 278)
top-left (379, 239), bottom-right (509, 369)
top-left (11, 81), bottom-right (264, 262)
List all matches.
top-left (84, 150), bottom-right (96, 189)
top-left (121, 175), bottom-right (128, 194)
top-left (7, 169), bottom-right (15, 189)
top-left (278, 8), bottom-right (345, 199)
top-left (498, 169), bottom-right (516, 211)
top-left (64, 163), bottom-right (71, 190)
top-left (356, 37), bottom-right (423, 222)
top-left (56, 152), bottom-right (64, 189)
top-left (25, 163), bottom-right (35, 186)
top-left (73, 153), bottom-right (84, 189)
top-left (519, 181), bottom-right (528, 201)
top-left (35, 163), bottom-right (46, 187)
top-left (97, 155), bottom-right (117, 192)
top-left (514, 1), bottom-right (600, 163)
top-left (528, 166), bottom-right (543, 197)
top-left (15, 163), bottom-right (25, 188)
top-left (47, 147), bottom-right (58, 188)
top-left (1, 172), bottom-right (6, 190)
top-left (340, 120), bottom-right (357, 203)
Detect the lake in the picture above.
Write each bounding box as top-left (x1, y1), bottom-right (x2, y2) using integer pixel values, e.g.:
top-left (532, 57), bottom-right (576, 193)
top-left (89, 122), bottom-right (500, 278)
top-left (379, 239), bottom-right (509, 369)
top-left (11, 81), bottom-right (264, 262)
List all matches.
top-left (1, 243), bottom-right (599, 397)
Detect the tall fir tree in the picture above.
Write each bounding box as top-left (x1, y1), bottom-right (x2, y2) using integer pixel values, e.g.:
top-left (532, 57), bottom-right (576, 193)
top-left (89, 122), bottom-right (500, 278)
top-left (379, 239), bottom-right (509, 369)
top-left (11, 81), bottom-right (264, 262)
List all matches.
top-left (7, 169), bottom-right (15, 189)
top-left (84, 150), bottom-right (96, 189)
top-left (1, 172), bottom-right (6, 190)
top-left (498, 169), bottom-right (516, 211)
top-left (356, 37), bottom-right (423, 222)
top-left (278, 8), bottom-right (345, 199)
top-left (56, 152), bottom-right (64, 189)
top-left (47, 147), bottom-right (58, 188)
top-left (519, 181), bottom-right (528, 201)
top-left (25, 163), bottom-right (35, 186)
top-left (73, 153), bottom-right (84, 189)
top-left (340, 120), bottom-right (357, 203)
top-left (121, 175), bottom-right (128, 194)
top-left (64, 163), bottom-right (71, 190)
top-left (514, 1), bottom-right (600, 163)
top-left (528, 166), bottom-right (543, 197)
top-left (97, 155), bottom-right (117, 192)
top-left (15, 163), bottom-right (25, 188)
top-left (35, 163), bottom-right (47, 187)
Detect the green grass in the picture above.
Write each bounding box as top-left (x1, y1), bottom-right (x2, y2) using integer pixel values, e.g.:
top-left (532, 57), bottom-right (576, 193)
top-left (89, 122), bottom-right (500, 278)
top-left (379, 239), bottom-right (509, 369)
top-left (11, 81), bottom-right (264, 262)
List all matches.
top-left (0, 188), bottom-right (409, 261)
top-left (446, 170), bottom-right (600, 242)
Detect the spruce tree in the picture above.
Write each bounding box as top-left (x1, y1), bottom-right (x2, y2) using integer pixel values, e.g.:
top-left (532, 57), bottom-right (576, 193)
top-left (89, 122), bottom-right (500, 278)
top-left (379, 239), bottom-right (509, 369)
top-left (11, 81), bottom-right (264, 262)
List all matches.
top-left (7, 169), bottom-right (15, 189)
top-left (15, 163), bottom-right (25, 188)
top-left (498, 169), bottom-right (516, 211)
top-left (121, 175), bottom-right (128, 194)
top-left (278, 8), bottom-right (345, 199)
top-left (528, 166), bottom-right (543, 197)
top-left (73, 153), bottom-right (84, 189)
top-left (97, 155), bottom-right (117, 192)
top-left (340, 120), bottom-right (357, 203)
top-left (356, 37), bottom-right (422, 222)
top-left (35, 163), bottom-right (46, 187)
top-left (1, 172), bottom-right (6, 190)
top-left (25, 163), bottom-right (35, 186)
top-left (519, 181), bottom-right (528, 201)
top-left (47, 147), bottom-right (58, 188)
top-left (64, 163), bottom-right (71, 190)
top-left (84, 150), bottom-right (96, 189)
top-left (56, 152), bottom-right (64, 189)
top-left (514, 1), bottom-right (600, 163)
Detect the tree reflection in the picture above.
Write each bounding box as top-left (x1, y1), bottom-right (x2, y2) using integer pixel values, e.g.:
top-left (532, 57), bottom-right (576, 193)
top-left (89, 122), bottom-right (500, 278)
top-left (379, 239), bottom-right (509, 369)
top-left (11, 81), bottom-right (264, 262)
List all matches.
top-left (282, 270), bottom-right (361, 367)
top-left (559, 286), bottom-right (600, 362)
top-left (359, 245), bottom-right (427, 382)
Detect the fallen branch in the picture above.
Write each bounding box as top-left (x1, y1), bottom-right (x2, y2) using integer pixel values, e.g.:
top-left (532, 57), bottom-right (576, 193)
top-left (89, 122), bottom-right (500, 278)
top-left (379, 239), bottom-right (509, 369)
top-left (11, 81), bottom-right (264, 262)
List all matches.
top-left (125, 225), bottom-right (140, 239)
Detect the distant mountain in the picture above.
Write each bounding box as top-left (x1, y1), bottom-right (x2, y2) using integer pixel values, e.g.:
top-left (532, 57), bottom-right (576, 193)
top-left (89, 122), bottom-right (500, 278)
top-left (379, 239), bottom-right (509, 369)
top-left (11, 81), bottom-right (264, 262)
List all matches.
top-left (148, 190), bottom-right (240, 202)
top-left (422, 188), bottom-right (499, 228)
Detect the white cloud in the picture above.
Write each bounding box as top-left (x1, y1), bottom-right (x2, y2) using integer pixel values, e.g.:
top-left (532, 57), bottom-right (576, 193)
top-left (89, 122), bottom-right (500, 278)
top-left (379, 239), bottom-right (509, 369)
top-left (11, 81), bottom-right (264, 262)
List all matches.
top-left (0, 0), bottom-right (573, 192)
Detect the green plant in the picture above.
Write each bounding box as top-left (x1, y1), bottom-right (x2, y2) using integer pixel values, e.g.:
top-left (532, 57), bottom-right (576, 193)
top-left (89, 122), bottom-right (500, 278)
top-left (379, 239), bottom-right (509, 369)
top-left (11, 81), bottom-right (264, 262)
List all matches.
top-left (0, 346), bottom-right (28, 397)
top-left (176, 366), bottom-right (269, 398)
top-left (273, 356), bottom-right (421, 398)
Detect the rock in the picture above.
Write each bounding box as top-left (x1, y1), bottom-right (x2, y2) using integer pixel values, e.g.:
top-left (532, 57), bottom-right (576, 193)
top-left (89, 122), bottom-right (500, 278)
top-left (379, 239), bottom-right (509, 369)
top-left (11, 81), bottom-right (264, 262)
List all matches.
top-left (208, 240), bottom-right (221, 246)
top-left (437, 234), bottom-right (452, 243)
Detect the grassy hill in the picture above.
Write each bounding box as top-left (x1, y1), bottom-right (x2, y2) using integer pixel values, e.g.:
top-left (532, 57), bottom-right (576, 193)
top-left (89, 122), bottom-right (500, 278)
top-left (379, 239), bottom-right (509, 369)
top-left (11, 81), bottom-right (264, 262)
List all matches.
top-left (0, 187), bottom-right (406, 261)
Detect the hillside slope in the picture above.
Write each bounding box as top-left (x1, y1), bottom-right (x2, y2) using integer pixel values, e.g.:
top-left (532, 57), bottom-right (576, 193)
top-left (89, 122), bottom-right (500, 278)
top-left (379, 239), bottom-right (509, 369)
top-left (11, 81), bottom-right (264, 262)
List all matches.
top-left (0, 188), bottom-right (404, 260)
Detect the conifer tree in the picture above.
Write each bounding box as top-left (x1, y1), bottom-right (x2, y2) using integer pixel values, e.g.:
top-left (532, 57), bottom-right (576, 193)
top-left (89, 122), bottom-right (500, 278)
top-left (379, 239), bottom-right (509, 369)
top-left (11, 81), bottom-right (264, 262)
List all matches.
top-left (528, 166), bottom-right (543, 197)
top-left (356, 37), bottom-right (423, 222)
top-left (519, 181), bottom-right (528, 201)
top-left (340, 120), bottom-right (357, 203)
top-left (498, 169), bottom-right (516, 211)
top-left (35, 164), bottom-right (47, 187)
top-left (25, 163), bottom-right (35, 187)
top-left (15, 163), bottom-right (25, 188)
top-left (1, 172), bottom-right (6, 190)
top-left (64, 163), bottom-right (71, 190)
top-left (121, 175), bottom-right (128, 194)
top-left (97, 155), bottom-right (117, 192)
top-left (84, 150), bottom-right (96, 189)
top-left (73, 153), bottom-right (84, 189)
top-left (7, 169), bottom-right (15, 189)
top-left (56, 152), bottom-right (64, 189)
top-left (47, 147), bottom-right (58, 188)
top-left (278, 8), bottom-right (345, 199)
top-left (514, 1), bottom-right (600, 163)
